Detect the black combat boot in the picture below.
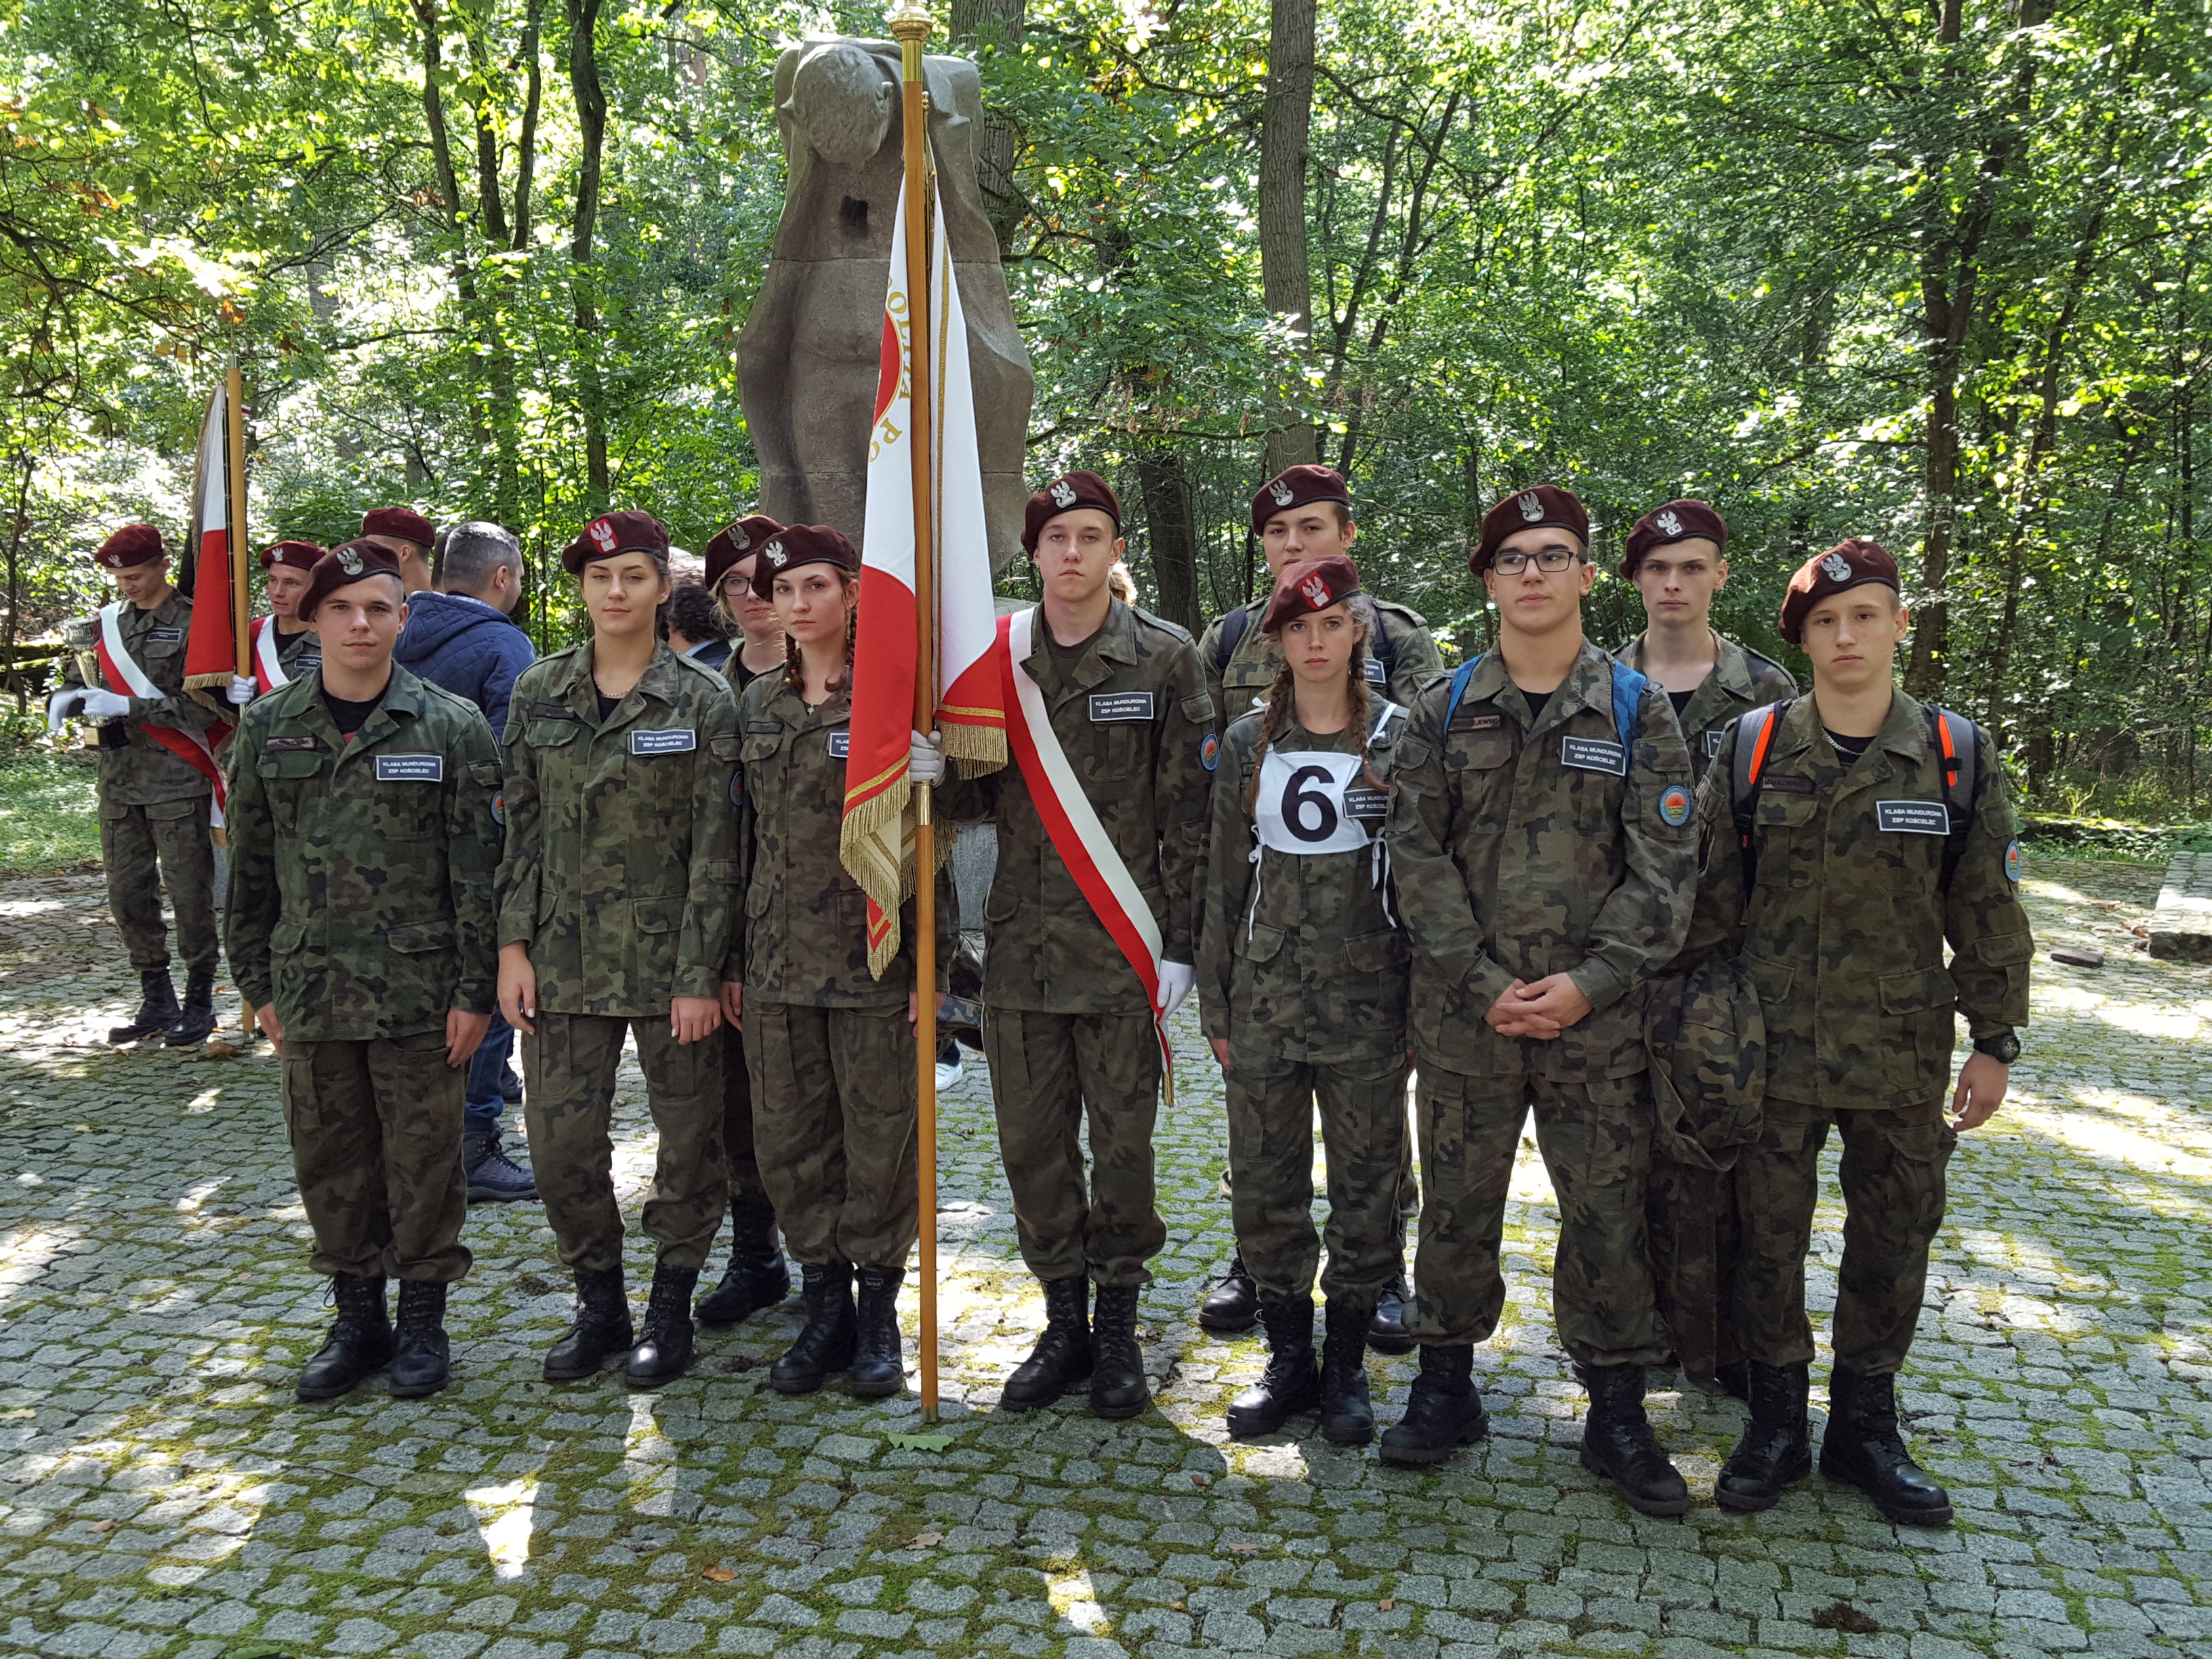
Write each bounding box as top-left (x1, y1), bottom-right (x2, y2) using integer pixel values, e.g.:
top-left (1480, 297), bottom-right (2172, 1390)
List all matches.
top-left (296, 1274), bottom-right (394, 1402)
top-left (463, 1131), bottom-right (537, 1202)
top-left (695, 1204), bottom-right (791, 1326)
top-left (1820, 1366), bottom-right (1953, 1526)
top-left (163, 968), bottom-right (217, 1047)
top-left (1197, 1252), bottom-right (1259, 1333)
top-left (1578, 1364), bottom-right (1691, 1517)
top-left (1000, 1275), bottom-right (1092, 1411)
top-left (1319, 1296), bottom-right (1378, 1446)
top-left (1089, 1283), bottom-right (1149, 1420)
top-left (543, 1267), bottom-right (632, 1381)
top-left (1716, 1360), bottom-right (1811, 1512)
top-left (768, 1263), bottom-right (857, 1394)
top-left (626, 1259), bottom-right (699, 1388)
top-left (1227, 1294), bottom-right (1321, 1439)
top-left (849, 1266), bottom-right (906, 1398)
top-left (1712, 1358), bottom-right (1752, 1402)
top-left (108, 969), bottom-right (179, 1045)
top-left (390, 1280), bottom-right (452, 1399)
top-left (1378, 1344), bottom-right (1488, 1466)
top-left (1366, 1261), bottom-right (1414, 1355)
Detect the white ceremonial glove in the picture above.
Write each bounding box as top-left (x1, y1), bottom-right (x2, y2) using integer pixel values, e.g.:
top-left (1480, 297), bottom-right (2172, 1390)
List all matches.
top-left (45, 689), bottom-right (83, 733)
top-left (227, 676), bottom-right (257, 706)
top-left (76, 689), bottom-right (132, 719)
top-left (908, 729), bottom-right (945, 786)
top-left (1155, 960), bottom-right (1196, 1021)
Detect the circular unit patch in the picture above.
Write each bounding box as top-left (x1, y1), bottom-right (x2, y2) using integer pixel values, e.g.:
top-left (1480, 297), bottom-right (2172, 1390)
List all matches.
top-left (2004, 838), bottom-right (2022, 883)
top-left (490, 792), bottom-right (505, 827)
top-left (1658, 783), bottom-right (1692, 827)
top-left (1202, 732), bottom-right (1221, 772)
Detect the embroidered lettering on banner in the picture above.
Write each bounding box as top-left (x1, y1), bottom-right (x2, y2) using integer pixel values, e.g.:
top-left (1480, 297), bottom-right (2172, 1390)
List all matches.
top-left (375, 754), bottom-right (445, 783)
top-left (630, 727), bottom-right (697, 756)
top-left (1088, 692), bottom-right (1155, 724)
top-left (1877, 800), bottom-right (1950, 835)
top-left (1560, 735), bottom-right (1628, 776)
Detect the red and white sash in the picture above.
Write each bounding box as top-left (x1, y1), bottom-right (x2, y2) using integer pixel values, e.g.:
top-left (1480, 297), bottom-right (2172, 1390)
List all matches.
top-left (96, 602), bottom-right (229, 827)
top-left (250, 616), bottom-right (290, 695)
top-left (999, 607), bottom-right (1169, 1063)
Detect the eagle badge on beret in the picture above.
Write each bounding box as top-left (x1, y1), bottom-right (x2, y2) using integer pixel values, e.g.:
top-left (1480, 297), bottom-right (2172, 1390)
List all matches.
top-left (764, 542), bottom-right (787, 568)
top-left (1271, 479), bottom-right (1294, 506)
top-left (1298, 574), bottom-right (1332, 609)
top-left (1821, 551), bottom-right (1853, 581)
top-left (1656, 509), bottom-right (1682, 538)
top-left (1519, 491), bottom-right (1542, 521)
top-left (732, 526), bottom-right (750, 551)
top-left (337, 548), bottom-right (363, 575)
top-left (1050, 479), bottom-right (1077, 509)
top-left (588, 518), bottom-right (618, 552)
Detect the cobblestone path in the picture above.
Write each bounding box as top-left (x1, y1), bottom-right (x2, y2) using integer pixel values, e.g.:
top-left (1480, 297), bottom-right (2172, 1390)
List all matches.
top-left (1, 855), bottom-right (2207, 1658)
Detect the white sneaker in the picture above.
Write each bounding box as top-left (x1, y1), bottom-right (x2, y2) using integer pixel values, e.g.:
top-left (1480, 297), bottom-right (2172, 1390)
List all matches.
top-left (934, 1057), bottom-right (964, 1091)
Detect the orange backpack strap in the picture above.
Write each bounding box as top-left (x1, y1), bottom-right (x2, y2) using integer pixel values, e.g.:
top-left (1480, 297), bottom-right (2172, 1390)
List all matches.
top-left (1729, 701), bottom-right (1789, 886)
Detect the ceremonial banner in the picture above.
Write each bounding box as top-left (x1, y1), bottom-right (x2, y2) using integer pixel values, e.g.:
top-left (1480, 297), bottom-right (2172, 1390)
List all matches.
top-left (840, 166), bottom-right (1007, 977)
top-left (249, 615), bottom-right (289, 694)
top-left (182, 384), bottom-right (241, 693)
top-left (97, 602), bottom-right (227, 826)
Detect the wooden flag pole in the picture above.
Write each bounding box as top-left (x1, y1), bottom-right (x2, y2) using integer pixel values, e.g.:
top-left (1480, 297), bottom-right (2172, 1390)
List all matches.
top-left (889, 0), bottom-right (940, 1422)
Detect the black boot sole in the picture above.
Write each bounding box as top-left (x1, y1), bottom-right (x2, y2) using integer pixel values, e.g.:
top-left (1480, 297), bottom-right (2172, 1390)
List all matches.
top-left (849, 1363), bottom-right (906, 1399)
top-left (1578, 1443), bottom-right (1692, 1517)
top-left (296, 1368), bottom-right (386, 1403)
top-left (1320, 1406), bottom-right (1376, 1447)
top-left (1377, 1410), bottom-right (1487, 1467)
top-left (1714, 1449), bottom-right (1811, 1512)
top-left (1090, 1394), bottom-right (1149, 1421)
top-left (543, 1329), bottom-right (634, 1382)
top-left (695, 1271), bottom-right (791, 1327)
top-left (390, 1361), bottom-right (453, 1399)
top-left (625, 1351), bottom-right (693, 1389)
top-left (1818, 1452), bottom-right (1954, 1526)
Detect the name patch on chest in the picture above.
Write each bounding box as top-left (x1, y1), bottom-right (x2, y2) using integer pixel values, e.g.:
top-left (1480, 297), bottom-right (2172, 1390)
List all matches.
top-left (1760, 773), bottom-right (1816, 795)
top-left (630, 727), bottom-right (697, 756)
top-left (375, 754), bottom-right (445, 783)
top-left (296, 655), bottom-right (323, 670)
top-left (263, 735), bottom-right (321, 754)
top-left (144, 627), bottom-right (184, 644)
top-left (1088, 691), bottom-right (1155, 724)
top-left (827, 732), bottom-right (851, 759)
top-left (1345, 787), bottom-right (1389, 822)
top-left (1877, 800), bottom-right (1950, 835)
top-left (1451, 710), bottom-right (1502, 732)
top-left (1704, 728), bottom-right (1727, 759)
top-left (529, 701), bottom-right (579, 722)
top-left (1560, 735), bottom-right (1628, 776)
top-left (1362, 657), bottom-right (1387, 685)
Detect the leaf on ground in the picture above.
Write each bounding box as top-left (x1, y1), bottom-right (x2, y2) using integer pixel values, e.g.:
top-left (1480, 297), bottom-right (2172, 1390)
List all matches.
top-left (1227, 1542), bottom-right (1256, 1553)
top-left (1190, 1473), bottom-right (1209, 1487)
top-left (886, 1433), bottom-right (953, 1452)
top-left (701, 1565), bottom-right (735, 1583)
top-left (1811, 1601), bottom-right (1879, 1635)
top-left (907, 1531), bottom-right (945, 1549)
top-left (1378, 1598), bottom-right (1395, 1612)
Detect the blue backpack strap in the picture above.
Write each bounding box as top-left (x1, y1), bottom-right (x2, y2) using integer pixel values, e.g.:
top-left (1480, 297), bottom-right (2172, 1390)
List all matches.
top-left (1443, 654), bottom-right (1484, 729)
top-left (1610, 660), bottom-right (1648, 750)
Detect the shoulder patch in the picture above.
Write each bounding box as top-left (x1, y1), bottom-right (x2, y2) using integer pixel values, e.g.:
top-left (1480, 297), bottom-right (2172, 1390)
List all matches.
top-left (1658, 783), bottom-right (1692, 827)
top-left (2004, 838), bottom-right (2022, 883)
top-left (1202, 732), bottom-right (1220, 772)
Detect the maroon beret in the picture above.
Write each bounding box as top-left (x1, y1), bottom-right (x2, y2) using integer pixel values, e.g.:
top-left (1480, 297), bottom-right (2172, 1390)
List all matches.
top-left (300, 540), bottom-right (405, 620)
top-left (1250, 464), bottom-right (1351, 534)
top-left (561, 509), bottom-right (670, 574)
top-left (1622, 499), bottom-right (1727, 577)
top-left (260, 539), bottom-right (326, 573)
top-left (705, 514), bottom-right (785, 590)
top-left (1472, 485), bottom-right (1589, 575)
top-left (750, 523), bottom-right (861, 598)
top-left (94, 525), bottom-right (164, 569)
top-left (1778, 539), bottom-right (1901, 644)
top-left (1023, 471), bottom-right (1121, 553)
top-left (361, 506), bottom-right (435, 548)
top-left (1261, 555), bottom-right (1364, 634)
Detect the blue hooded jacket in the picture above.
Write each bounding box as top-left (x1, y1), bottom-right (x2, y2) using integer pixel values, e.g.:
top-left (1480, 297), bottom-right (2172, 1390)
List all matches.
top-left (393, 590), bottom-right (537, 743)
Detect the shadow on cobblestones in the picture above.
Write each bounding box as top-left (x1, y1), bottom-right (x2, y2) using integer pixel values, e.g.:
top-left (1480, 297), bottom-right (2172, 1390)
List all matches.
top-left (0, 856), bottom-right (2208, 1658)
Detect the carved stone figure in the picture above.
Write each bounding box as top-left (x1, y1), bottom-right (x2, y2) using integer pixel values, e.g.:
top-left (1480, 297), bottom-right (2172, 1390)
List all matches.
top-left (739, 37), bottom-right (1035, 576)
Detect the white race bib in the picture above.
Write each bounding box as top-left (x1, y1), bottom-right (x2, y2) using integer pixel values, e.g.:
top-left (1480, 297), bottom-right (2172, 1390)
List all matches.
top-left (1254, 749), bottom-right (1382, 855)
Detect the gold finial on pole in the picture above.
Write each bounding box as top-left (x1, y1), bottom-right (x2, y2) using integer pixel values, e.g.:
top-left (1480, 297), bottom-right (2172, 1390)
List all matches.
top-left (886, 0), bottom-right (935, 46)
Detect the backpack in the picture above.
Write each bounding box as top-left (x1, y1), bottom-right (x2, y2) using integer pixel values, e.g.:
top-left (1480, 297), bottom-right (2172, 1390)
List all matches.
top-left (1729, 699), bottom-right (1979, 890)
top-left (1442, 653), bottom-right (1648, 750)
top-left (1217, 600), bottom-right (1400, 687)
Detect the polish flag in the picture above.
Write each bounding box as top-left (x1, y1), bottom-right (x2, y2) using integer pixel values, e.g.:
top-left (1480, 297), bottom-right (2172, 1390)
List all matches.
top-left (840, 170), bottom-right (1007, 977)
top-left (182, 384), bottom-right (242, 693)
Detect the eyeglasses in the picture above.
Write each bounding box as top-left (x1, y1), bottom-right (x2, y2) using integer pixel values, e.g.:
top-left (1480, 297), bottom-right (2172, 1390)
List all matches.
top-left (1492, 548), bottom-right (1582, 574)
top-left (718, 575), bottom-right (754, 599)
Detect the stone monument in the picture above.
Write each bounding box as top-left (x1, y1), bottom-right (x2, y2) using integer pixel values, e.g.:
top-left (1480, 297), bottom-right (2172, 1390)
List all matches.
top-left (739, 37), bottom-right (1035, 576)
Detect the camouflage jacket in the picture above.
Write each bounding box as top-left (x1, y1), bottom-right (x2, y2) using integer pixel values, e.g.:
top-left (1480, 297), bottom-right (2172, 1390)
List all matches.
top-left (1386, 639), bottom-right (1698, 1080)
top-left (1613, 630), bottom-right (1797, 783)
top-left (265, 619), bottom-right (324, 681)
top-left (937, 599), bottom-right (1215, 1015)
top-left (224, 665), bottom-right (500, 1040)
top-left (1198, 699), bottom-right (1410, 1063)
top-left (1683, 690), bottom-right (2033, 1110)
top-left (1200, 590), bottom-right (1446, 726)
top-left (496, 641), bottom-right (741, 1016)
top-left (734, 672), bottom-right (949, 1006)
top-left (61, 590), bottom-right (225, 805)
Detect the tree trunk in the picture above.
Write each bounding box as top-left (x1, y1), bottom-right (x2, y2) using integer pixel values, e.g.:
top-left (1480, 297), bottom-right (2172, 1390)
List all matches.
top-left (1258, 0), bottom-right (1317, 478)
top-left (568, 0), bottom-right (610, 504)
top-left (948, 0), bottom-right (1025, 254)
top-left (1135, 439), bottom-right (1202, 634)
top-left (512, 0), bottom-right (542, 250)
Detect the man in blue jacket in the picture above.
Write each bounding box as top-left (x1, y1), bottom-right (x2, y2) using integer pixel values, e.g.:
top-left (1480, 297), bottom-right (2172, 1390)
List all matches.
top-left (395, 520), bottom-right (539, 1202)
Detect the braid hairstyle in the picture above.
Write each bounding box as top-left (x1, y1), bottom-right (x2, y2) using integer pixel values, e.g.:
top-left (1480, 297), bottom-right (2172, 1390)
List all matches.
top-left (781, 571), bottom-right (861, 699)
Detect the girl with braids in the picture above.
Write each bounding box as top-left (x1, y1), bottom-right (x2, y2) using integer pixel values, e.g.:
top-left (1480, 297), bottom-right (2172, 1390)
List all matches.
top-left (1197, 553), bottom-right (1413, 1447)
top-left (728, 525), bottom-right (943, 1399)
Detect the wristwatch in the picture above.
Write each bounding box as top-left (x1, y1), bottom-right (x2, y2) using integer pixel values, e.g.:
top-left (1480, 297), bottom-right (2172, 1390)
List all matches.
top-left (1972, 1031), bottom-right (2021, 1064)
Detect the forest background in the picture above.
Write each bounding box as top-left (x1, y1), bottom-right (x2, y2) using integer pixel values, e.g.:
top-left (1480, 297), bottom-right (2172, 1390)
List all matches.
top-left (1, 0), bottom-right (2208, 818)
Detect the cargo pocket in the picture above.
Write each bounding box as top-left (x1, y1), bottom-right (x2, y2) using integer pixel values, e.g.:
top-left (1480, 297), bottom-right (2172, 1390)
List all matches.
top-left (634, 896), bottom-right (684, 934)
top-left (1342, 927), bottom-right (1408, 973)
top-left (270, 918), bottom-right (307, 956)
top-left (1232, 921), bottom-right (1286, 962)
top-left (386, 922), bottom-right (454, 954)
top-left (1878, 965), bottom-right (1957, 1098)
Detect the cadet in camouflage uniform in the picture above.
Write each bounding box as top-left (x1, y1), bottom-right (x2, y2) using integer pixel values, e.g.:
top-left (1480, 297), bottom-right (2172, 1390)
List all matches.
top-left (243, 539), bottom-right (328, 692)
top-left (1383, 485), bottom-right (1697, 1511)
top-left (687, 514), bottom-right (794, 1330)
top-left (1198, 554), bottom-right (1410, 1448)
top-left (48, 525), bottom-right (225, 1048)
top-left (497, 510), bottom-right (737, 1391)
top-left (1197, 466), bottom-right (1440, 1347)
top-left (224, 541), bottom-right (500, 1403)
top-left (1610, 499), bottom-right (1796, 1400)
top-left (1686, 540), bottom-right (2032, 1525)
top-left (936, 470), bottom-right (1214, 1421)
top-left (732, 524), bottom-right (943, 1400)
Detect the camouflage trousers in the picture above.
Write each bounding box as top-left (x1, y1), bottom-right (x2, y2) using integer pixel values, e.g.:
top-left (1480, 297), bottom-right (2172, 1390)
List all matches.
top-left (719, 1021), bottom-right (770, 1214)
top-left (985, 1008), bottom-right (1166, 1288)
top-left (747, 1000), bottom-right (918, 1270)
top-left (522, 1012), bottom-right (728, 1275)
top-left (101, 795), bottom-right (219, 974)
top-left (282, 1029), bottom-right (470, 1284)
top-left (1408, 1066), bottom-right (1671, 1368)
top-left (1734, 1097), bottom-right (1955, 1375)
top-left (1226, 1047), bottom-right (1408, 1302)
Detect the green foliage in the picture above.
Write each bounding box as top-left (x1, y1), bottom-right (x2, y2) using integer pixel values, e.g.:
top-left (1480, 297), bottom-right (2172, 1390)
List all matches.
top-left (0, 750), bottom-right (102, 874)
